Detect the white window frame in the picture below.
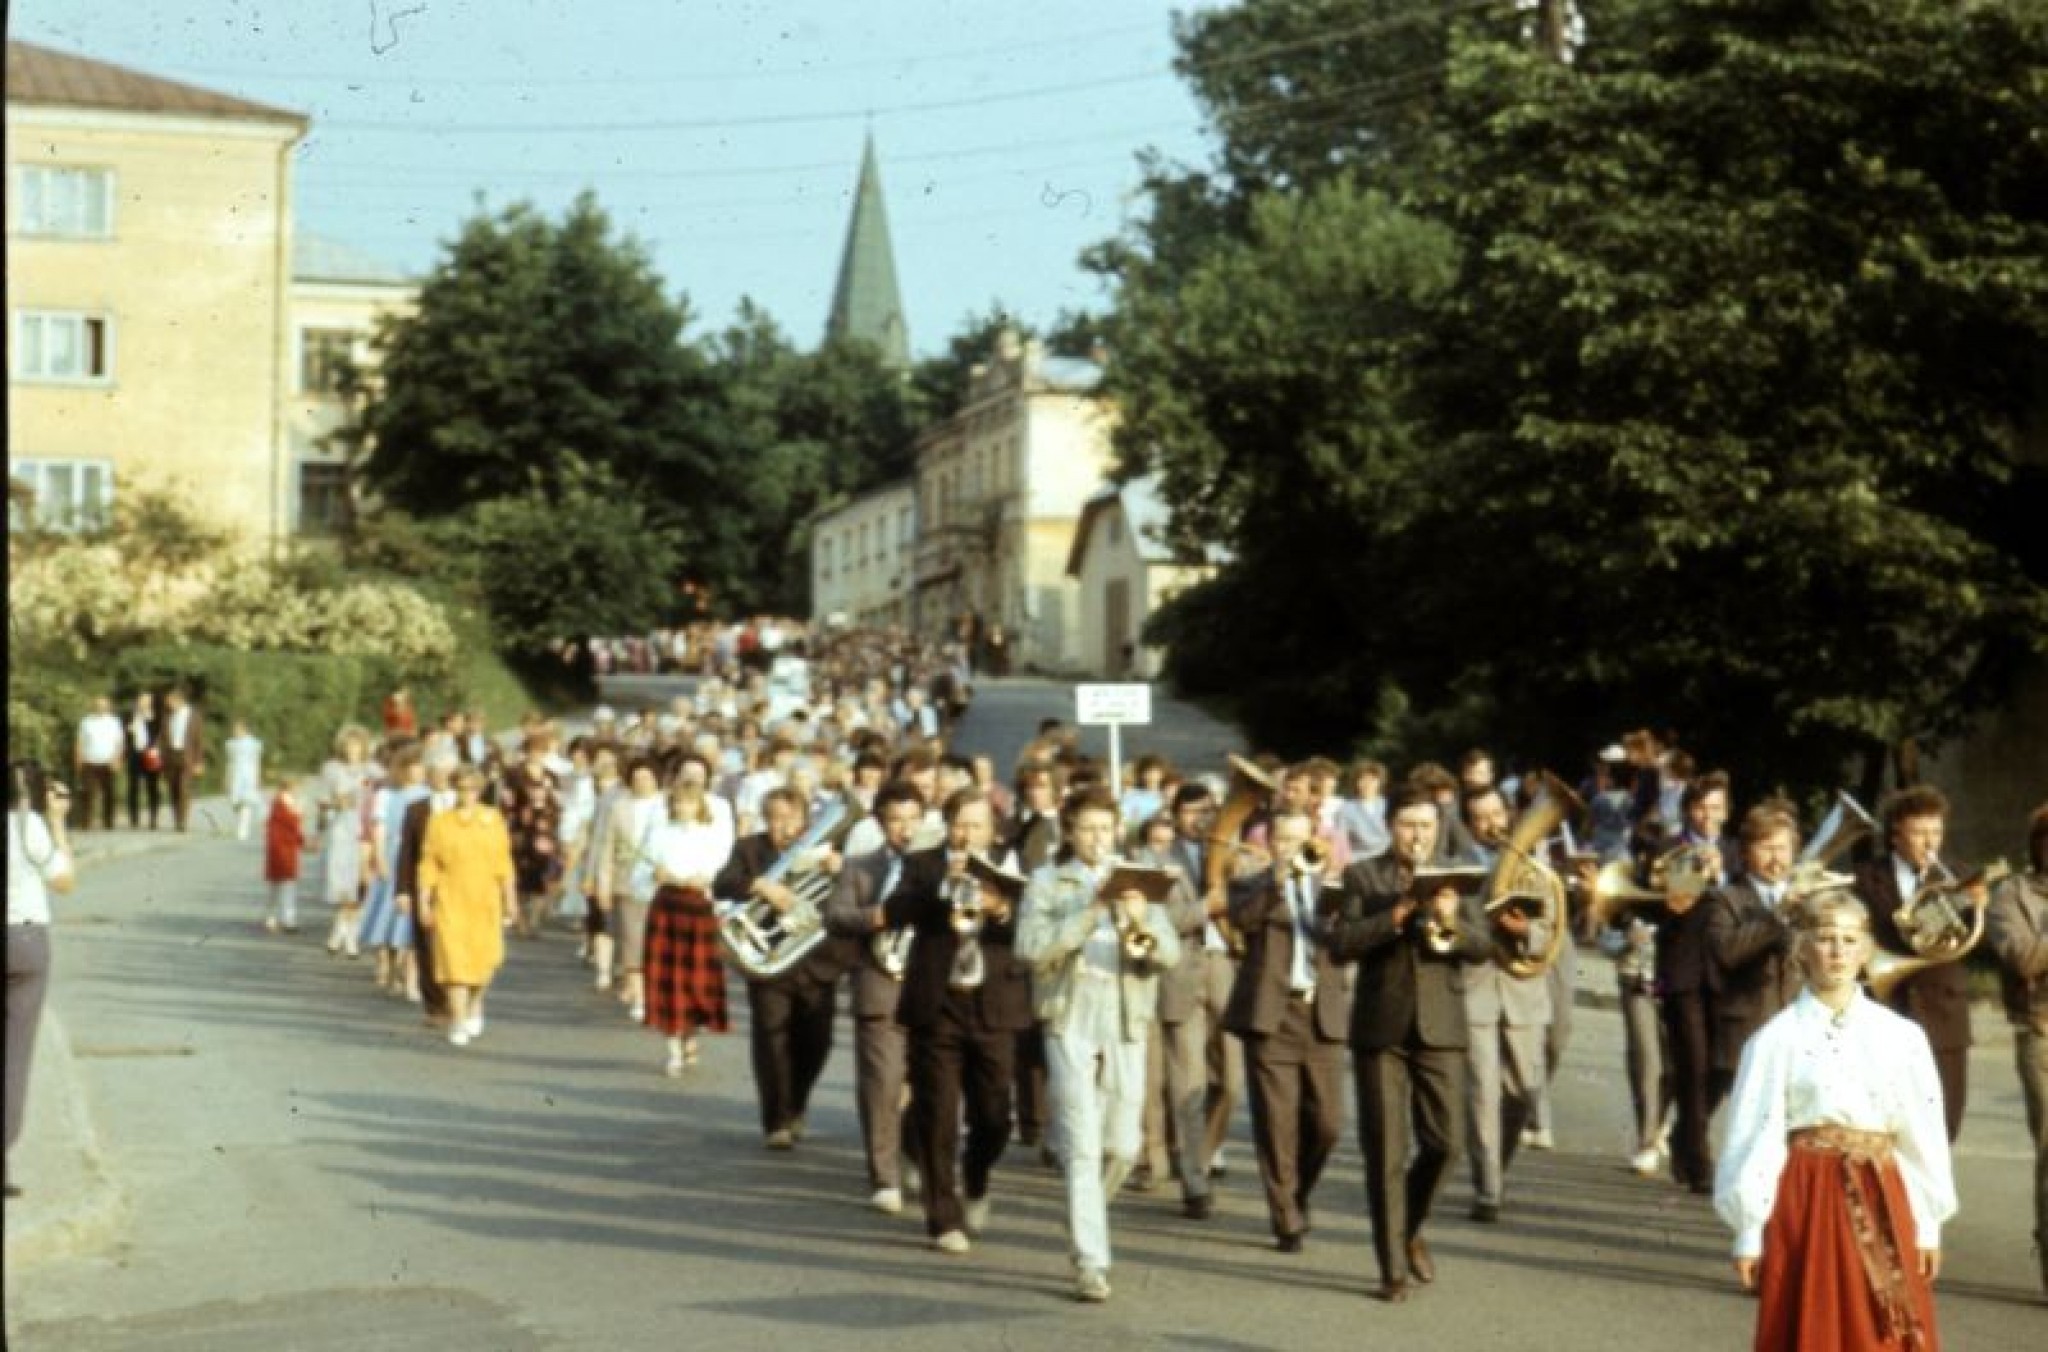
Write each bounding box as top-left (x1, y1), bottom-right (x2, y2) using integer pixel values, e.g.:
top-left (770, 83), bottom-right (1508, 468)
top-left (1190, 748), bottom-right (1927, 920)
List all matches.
top-left (12, 165), bottom-right (115, 239)
top-left (12, 310), bottom-right (115, 384)
top-left (10, 458), bottom-right (115, 532)
top-left (296, 324), bottom-right (359, 398)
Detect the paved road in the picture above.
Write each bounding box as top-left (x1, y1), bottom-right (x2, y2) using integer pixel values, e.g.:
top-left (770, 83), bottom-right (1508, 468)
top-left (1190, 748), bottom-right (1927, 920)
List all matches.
top-left (7, 687), bottom-right (2042, 1349)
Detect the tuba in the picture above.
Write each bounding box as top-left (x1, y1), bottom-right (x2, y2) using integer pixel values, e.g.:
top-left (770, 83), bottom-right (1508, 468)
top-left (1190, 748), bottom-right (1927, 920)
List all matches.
top-left (1481, 773), bottom-right (1582, 978)
top-left (1203, 754), bottom-right (1277, 959)
top-left (1866, 860), bottom-right (2006, 1001)
top-left (715, 797), bottom-right (854, 980)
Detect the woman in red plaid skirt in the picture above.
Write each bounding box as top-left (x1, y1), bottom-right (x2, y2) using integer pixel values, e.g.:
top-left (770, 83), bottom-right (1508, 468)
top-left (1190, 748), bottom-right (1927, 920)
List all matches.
top-left (643, 754), bottom-right (736, 1076)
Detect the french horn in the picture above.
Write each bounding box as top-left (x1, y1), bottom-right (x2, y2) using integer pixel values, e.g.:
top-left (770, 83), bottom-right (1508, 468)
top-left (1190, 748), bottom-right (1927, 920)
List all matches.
top-left (1866, 860), bottom-right (2007, 1001)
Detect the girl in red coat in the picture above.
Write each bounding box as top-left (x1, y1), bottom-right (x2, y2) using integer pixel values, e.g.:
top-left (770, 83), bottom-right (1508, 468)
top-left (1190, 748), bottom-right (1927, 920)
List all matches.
top-left (264, 776), bottom-right (307, 934)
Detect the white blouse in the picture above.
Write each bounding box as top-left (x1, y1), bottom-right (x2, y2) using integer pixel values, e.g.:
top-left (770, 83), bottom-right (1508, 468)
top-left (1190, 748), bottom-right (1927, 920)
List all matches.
top-left (1713, 989), bottom-right (1957, 1258)
top-left (649, 815), bottom-right (734, 889)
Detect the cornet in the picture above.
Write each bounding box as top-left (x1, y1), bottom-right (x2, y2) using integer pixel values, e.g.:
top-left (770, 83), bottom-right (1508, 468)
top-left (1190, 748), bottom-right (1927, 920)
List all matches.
top-left (1293, 837), bottom-right (1332, 878)
top-left (1119, 911), bottom-right (1159, 963)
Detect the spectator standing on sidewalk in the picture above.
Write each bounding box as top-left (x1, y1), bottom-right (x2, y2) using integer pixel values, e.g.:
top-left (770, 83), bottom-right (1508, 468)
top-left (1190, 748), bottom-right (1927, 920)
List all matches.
top-left (159, 687), bottom-right (207, 834)
top-left (72, 696), bottom-right (123, 832)
top-left (224, 719), bottom-right (265, 842)
top-left (125, 690), bottom-right (162, 831)
top-left (7, 765), bottom-right (74, 1196)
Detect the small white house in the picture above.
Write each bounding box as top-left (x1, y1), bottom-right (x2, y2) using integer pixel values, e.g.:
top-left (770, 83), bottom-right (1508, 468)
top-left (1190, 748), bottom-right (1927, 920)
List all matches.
top-left (1065, 473), bottom-right (1225, 679)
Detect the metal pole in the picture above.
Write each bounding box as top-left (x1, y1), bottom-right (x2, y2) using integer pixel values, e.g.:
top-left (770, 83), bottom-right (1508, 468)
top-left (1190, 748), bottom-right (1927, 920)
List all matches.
top-left (1108, 720), bottom-right (1123, 809)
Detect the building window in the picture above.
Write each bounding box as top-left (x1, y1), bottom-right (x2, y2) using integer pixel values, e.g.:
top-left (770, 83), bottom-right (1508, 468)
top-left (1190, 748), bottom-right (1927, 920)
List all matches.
top-left (9, 458), bottom-right (113, 531)
top-left (13, 166), bottom-right (114, 239)
top-left (298, 327), bottom-right (357, 397)
top-left (819, 537), bottom-right (834, 579)
top-left (12, 311), bottom-right (113, 383)
top-left (296, 461), bottom-right (351, 536)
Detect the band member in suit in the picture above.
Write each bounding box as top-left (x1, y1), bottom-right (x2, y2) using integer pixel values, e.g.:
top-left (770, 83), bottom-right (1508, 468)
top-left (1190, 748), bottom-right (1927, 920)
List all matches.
top-left (823, 780), bottom-right (927, 1213)
top-left (1327, 786), bottom-right (1492, 1301)
top-left (1135, 796), bottom-right (1222, 1217)
top-left (1458, 786), bottom-right (1550, 1223)
top-left (1166, 781), bottom-right (1244, 1185)
top-left (882, 788), bottom-right (1030, 1253)
top-left (1704, 803), bottom-right (1803, 1087)
top-left (714, 787), bottom-right (853, 1150)
top-left (1855, 786), bottom-right (1972, 1141)
top-left (159, 688), bottom-right (206, 833)
top-left (1985, 803), bottom-right (2048, 1298)
top-left (1016, 784), bottom-right (1180, 1304)
top-left (1008, 759), bottom-right (1063, 1154)
top-left (1225, 806), bottom-right (1349, 1249)
top-left (1656, 772), bottom-right (1737, 1193)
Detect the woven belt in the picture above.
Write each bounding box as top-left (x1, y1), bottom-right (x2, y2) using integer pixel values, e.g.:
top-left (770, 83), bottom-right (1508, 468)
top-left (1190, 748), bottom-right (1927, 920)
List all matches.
top-left (1787, 1125), bottom-right (1921, 1348)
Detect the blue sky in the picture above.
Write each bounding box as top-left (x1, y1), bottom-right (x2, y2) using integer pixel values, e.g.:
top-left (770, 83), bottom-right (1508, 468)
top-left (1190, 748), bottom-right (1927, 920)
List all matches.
top-left (15, 1), bottom-right (1223, 356)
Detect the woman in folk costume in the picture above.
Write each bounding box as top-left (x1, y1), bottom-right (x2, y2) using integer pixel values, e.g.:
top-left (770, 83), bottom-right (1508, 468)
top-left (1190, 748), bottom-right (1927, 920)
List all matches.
top-left (641, 753), bottom-right (736, 1076)
top-left (417, 766), bottom-right (516, 1048)
top-left (1715, 888), bottom-right (1956, 1351)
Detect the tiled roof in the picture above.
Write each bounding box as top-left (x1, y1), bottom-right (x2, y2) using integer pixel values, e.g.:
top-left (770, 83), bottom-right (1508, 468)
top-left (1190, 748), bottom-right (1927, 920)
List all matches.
top-left (6, 39), bottom-right (306, 125)
top-left (294, 231), bottom-right (414, 286)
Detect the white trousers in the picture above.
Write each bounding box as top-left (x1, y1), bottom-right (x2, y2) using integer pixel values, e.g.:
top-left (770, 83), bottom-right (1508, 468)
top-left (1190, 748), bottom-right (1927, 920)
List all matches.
top-left (1047, 1024), bottom-right (1148, 1273)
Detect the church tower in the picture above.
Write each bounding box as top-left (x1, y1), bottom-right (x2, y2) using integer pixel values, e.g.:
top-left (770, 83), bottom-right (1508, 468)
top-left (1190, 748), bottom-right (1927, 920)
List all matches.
top-left (824, 133), bottom-right (910, 369)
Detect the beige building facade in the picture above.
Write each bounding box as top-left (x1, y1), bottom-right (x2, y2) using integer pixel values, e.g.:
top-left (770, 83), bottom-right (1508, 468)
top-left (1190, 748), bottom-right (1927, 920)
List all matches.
top-left (810, 479), bottom-right (917, 629)
top-left (1066, 474), bottom-right (1223, 680)
top-left (6, 41), bottom-right (412, 544)
top-left (910, 332), bottom-right (1116, 672)
top-left (288, 234), bottom-right (416, 534)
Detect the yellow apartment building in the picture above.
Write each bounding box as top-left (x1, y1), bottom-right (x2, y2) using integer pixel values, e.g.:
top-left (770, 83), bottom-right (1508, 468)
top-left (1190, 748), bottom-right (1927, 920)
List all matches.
top-left (7, 40), bottom-right (413, 543)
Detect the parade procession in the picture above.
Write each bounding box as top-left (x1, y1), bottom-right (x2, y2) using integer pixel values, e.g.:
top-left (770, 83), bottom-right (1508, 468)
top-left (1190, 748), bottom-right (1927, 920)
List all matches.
top-left (8, 1), bottom-right (2048, 1349)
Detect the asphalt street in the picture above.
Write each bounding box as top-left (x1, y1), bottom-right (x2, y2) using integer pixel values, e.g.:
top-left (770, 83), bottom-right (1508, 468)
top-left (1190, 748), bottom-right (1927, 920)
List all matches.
top-left (7, 679), bottom-right (2041, 1350)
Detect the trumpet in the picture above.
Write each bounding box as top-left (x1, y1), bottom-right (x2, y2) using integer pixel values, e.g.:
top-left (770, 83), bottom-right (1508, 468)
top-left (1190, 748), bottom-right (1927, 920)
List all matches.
top-left (1293, 837), bottom-right (1332, 878)
top-left (1422, 912), bottom-right (1461, 955)
top-left (949, 873), bottom-right (986, 938)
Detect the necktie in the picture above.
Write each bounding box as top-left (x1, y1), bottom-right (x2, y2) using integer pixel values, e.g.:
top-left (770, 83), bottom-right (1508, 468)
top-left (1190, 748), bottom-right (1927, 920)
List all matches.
top-left (1288, 876), bottom-right (1316, 994)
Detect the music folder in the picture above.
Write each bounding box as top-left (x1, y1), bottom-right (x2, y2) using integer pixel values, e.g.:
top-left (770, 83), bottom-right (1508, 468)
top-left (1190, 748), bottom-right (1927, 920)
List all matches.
top-left (1406, 863), bottom-right (1488, 902)
top-left (965, 853), bottom-right (1029, 900)
top-left (1099, 863), bottom-right (1180, 905)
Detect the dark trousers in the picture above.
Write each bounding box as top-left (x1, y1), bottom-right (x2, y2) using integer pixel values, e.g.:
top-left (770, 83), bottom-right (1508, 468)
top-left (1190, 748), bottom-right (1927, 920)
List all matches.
top-left (6, 925), bottom-right (52, 1165)
top-left (1014, 1023), bottom-right (1049, 1145)
top-left (747, 975), bottom-right (837, 1135)
top-left (412, 918), bottom-right (448, 1021)
top-left (163, 753), bottom-right (195, 831)
top-left (1241, 999), bottom-right (1345, 1239)
top-left (127, 765), bottom-right (161, 829)
top-left (908, 993), bottom-right (1016, 1236)
top-left (77, 765), bottom-right (117, 830)
top-left (1355, 1042), bottom-right (1462, 1285)
top-left (1660, 991), bottom-right (1722, 1190)
top-left (1933, 1046), bottom-right (1968, 1144)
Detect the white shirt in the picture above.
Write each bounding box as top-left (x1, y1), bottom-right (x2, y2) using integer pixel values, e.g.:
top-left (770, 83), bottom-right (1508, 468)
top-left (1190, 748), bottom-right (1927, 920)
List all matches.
top-left (1714, 988), bottom-right (1956, 1258)
top-left (649, 815), bottom-right (734, 887)
top-left (167, 706), bottom-right (191, 751)
top-left (8, 812), bottom-right (73, 925)
top-left (76, 712), bottom-right (125, 765)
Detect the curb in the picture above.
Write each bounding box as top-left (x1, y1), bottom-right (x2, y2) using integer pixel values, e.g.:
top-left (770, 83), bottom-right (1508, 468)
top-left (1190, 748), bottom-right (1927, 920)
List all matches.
top-left (1, 1008), bottom-right (128, 1271)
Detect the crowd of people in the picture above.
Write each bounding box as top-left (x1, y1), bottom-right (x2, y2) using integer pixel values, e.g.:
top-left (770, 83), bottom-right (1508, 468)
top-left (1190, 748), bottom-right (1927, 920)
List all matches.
top-left (15, 623), bottom-right (2045, 1342)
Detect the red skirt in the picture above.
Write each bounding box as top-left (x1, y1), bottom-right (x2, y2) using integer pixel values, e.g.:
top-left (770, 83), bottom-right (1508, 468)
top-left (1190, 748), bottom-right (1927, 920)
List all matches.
top-left (643, 885), bottom-right (728, 1037)
top-left (1755, 1136), bottom-right (1939, 1352)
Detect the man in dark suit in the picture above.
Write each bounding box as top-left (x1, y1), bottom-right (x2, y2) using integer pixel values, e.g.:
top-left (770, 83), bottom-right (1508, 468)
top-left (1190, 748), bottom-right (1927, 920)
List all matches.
top-left (1327, 787), bottom-right (1492, 1302)
top-left (1856, 786), bottom-right (1974, 1141)
top-left (1703, 802), bottom-right (1802, 1087)
top-left (1654, 771), bottom-right (1739, 1193)
top-left (881, 788), bottom-right (1031, 1253)
top-left (160, 687), bottom-right (206, 833)
top-left (1225, 806), bottom-right (1350, 1249)
top-left (1006, 759), bottom-right (1063, 1154)
top-left (823, 780), bottom-right (927, 1213)
top-left (714, 787), bottom-right (855, 1151)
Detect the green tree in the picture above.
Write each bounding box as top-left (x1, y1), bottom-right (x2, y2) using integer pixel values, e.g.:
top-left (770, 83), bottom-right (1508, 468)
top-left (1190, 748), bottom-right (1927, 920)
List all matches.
top-left (1107, 0), bottom-right (2048, 792)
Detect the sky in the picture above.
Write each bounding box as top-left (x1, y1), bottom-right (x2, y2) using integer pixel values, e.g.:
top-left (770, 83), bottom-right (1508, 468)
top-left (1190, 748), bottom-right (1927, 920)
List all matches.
top-left (14, 1), bottom-right (1226, 357)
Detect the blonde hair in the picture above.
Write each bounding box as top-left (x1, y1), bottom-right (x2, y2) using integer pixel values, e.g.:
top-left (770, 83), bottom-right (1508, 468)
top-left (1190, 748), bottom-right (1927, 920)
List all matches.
top-left (1791, 888), bottom-right (1872, 975)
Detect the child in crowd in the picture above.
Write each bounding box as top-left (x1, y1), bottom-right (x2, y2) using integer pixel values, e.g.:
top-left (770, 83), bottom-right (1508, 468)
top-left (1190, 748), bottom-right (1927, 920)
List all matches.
top-left (225, 719), bottom-right (265, 841)
top-left (263, 773), bottom-right (306, 934)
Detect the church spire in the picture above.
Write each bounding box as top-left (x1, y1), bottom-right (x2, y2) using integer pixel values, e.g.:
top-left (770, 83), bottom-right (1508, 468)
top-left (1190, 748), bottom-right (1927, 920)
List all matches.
top-left (825, 132), bottom-right (910, 369)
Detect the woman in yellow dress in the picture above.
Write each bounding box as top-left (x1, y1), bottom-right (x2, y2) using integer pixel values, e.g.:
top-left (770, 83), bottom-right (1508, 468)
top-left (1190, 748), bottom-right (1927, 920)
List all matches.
top-left (418, 767), bottom-right (516, 1048)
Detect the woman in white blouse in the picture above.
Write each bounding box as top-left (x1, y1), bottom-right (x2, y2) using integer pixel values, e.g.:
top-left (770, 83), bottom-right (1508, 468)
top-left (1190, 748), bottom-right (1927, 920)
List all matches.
top-left (640, 755), bottom-right (736, 1077)
top-left (1714, 889), bottom-right (1956, 1351)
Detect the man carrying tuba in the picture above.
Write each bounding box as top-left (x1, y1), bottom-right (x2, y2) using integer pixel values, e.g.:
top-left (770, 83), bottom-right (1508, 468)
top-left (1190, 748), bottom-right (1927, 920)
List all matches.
top-left (1854, 786), bottom-right (1976, 1142)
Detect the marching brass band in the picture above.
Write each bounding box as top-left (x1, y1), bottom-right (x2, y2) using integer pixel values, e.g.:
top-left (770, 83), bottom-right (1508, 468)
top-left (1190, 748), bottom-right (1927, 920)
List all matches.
top-left (291, 623), bottom-right (2042, 1327)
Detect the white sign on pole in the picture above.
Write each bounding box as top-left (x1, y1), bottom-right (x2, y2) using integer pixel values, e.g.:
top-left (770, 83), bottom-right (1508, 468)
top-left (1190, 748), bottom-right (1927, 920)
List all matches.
top-left (1075, 684), bottom-right (1153, 727)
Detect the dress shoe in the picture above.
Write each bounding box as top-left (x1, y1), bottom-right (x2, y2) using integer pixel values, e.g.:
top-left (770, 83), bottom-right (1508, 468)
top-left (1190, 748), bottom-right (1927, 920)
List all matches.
top-left (1208, 1147), bottom-right (1229, 1179)
top-left (1182, 1195), bottom-right (1213, 1221)
top-left (1470, 1201), bottom-right (1500, 1223)
top-left (1127, 1163), bottom-right (1156, 1193)
top-left (1376, 1278), bottom-right (1411, 1304)
top-left (869, 1187), bottom-right (904, 1215)
top-left (763, 1129), bottom-right (795, 1151)
top-left (932, 1229), bottom-right (971, 1255)
top-left (1406, 1237), bottom-right (1436, 1284)
top-left (788, 1116), bottom-right (807, 1142)
top-left (963, 1194), bottom-right (992, 1235)
top-left (1276, 1232), bottom-right (1304, 1254)
top-left (1075, 1267), bottom-right (1112, 1303)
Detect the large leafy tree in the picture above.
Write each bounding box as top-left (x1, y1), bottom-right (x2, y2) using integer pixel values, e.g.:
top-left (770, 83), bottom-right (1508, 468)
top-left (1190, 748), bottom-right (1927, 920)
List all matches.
top-left (1105, 0), bottom-right (2048, 794)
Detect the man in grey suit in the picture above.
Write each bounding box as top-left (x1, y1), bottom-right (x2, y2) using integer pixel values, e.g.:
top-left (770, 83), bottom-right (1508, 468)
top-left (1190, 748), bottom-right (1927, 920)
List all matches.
top-left (1328, 786), bottom-right (1492, 1302)
top-left (1458, 786), bottom-right (1550, 1223)
top-left (1985, 805), bottom-right (2048, 1298)
top-left (1225, 806), bottom-right (1350, 1249)
top-left (1704, 803), bottom-right (1803, 1086)
top-left (1135, 812), bottom-right (1219, 1218)
top-left (824, 780), bottom-right (927, 1214)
